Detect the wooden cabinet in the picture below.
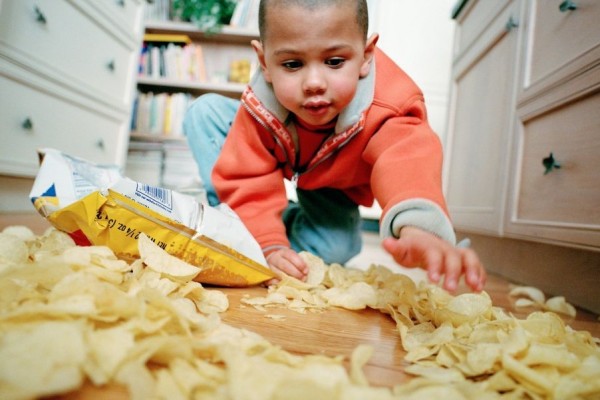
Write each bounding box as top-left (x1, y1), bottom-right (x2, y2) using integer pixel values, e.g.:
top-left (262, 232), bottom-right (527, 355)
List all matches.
top-left (446, 0), bottom-right (600, 250)
top-left (444, 1), bottom-right (522, 235)
top-left (0, 0), bottom-right (143, 176)
top-left (505, 0), bottom-right (600, 249)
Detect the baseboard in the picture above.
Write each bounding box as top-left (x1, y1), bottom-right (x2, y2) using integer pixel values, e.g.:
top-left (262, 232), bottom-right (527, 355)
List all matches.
top-left (460, 231), bottom-right (600, 315)
top-left (0, 175), bottom-right (35, 213)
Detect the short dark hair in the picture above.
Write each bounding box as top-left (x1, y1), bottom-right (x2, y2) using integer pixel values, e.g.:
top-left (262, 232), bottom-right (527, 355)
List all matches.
top-left (258, 0), bottom-right (369, 43)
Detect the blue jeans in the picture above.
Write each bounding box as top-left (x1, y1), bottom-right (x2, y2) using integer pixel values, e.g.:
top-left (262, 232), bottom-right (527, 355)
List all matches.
top-left (183, 93), bottom-right (362, 264)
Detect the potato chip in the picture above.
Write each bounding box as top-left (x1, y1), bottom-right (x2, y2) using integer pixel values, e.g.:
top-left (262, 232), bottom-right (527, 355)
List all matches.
top-left (300, 251), bottom-right (327, 287)
top-left (545, 296), bottom-right (577, 318)
top-left (2, 225), bottom-right (36, 241)
top-left (509, 285), bottom-right (546, 304)
top-left (0, 232), bottom-right (29, 268)
top-left (265, 314), bottom-right (287, 321)
top-left (138, 233), bottom-right (201, 280)
top-left (322, 282), bottom-right (378, 310)
top-left (0, 321), bottom-right (87, 398)
top-left (31, 228), bottom-right (76, 260)
top-left (510, 284), bottom-right (577, 318)
top-left (84, 325), bottom-right (136, 385)
top-left (350, 344), bottom-right (373, 386)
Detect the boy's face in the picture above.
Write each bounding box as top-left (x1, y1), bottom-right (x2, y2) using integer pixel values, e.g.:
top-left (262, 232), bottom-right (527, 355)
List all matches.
top-left (252, 3), bottom-right (378, 127)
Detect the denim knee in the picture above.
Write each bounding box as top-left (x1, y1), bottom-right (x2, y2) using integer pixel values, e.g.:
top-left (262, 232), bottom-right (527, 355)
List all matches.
top-left (184, 93), bottom-right (237, 149)
top-left (285, 202), bottom-right (363, 265)
top-left (183, 94), bottom-right (240, 205)
top-left (313, 233), bottom-right (362, 265)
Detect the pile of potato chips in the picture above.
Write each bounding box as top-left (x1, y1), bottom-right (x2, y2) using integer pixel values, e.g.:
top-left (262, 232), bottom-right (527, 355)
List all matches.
top-left (1, 227), bottom-right (599, 399)
top-left (241, 254), bottom-right (600, 399)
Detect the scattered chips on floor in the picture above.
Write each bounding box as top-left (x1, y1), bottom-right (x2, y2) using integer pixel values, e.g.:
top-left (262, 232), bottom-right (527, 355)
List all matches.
top-left (0, 227), bottom-right (598, 400)
top-left (510, 284), bottom-right (577, 317)
top-left (242, 252), bottom-right (600, 399)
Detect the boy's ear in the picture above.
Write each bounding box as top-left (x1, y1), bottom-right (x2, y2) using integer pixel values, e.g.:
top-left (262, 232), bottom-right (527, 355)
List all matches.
top-left (251, 40), bottom-right (272, 82)
top-left (360, 33), bottom-right (379, 78)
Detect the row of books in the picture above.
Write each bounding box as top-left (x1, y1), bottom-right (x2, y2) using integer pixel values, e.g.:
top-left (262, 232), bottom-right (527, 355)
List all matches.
top-left (139, 41), bottom-right (207, 82)
top-left (131, 91), bottom-right (193, 137)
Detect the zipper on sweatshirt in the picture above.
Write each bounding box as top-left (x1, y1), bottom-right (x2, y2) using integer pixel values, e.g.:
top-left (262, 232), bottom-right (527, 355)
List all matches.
top-left (242, 101), bottom-right (292, 166)
top-left (290, 125), bottom-right (364, 187)
top-left (291, 172), bottom-right (299, 188)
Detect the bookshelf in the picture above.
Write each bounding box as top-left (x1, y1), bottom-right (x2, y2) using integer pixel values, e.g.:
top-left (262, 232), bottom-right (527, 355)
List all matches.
top-left (131, 20), bottom-right (258, 138)
top-left (127, 15), bottom-right (259, 189)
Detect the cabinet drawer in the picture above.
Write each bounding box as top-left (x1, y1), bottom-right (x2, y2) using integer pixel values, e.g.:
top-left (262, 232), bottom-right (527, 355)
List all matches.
top-left (0, 74), bottom-right (126, 177)
top-left (454, 0), bottom-right (511, 57)
top-left (0, 0), bottom-right (135, 108)
top-left (526, 0), bottom-right (600, 87)
top-left (94, 0), bottom-right (144, 36)
top-left (513, 91), bottom-right (600, 243)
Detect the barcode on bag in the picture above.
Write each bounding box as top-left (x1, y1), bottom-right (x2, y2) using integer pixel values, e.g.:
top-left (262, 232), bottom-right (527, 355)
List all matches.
top-left (135, 183), bottom-right (173, 213)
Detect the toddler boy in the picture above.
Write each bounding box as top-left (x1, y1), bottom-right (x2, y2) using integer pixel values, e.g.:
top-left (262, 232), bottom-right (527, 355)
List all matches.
top-left (184, 0), bottom-right (486, 292)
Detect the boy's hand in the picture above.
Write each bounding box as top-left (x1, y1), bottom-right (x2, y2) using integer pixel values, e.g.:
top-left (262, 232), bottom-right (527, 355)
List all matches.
top-left (264, 248), bottom-right (309, 285)
top-left (382, 226), bottom-right (486, 292)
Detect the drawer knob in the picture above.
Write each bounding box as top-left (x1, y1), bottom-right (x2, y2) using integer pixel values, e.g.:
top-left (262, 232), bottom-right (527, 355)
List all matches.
top-left (96, 139), bottom-right (105, 150)
top-left (107, 60), bottom-right (116, 72)
top-left (34, 6), bottom-right (47, 24)
top-left (542, 152), bottom-right (561, 175)
top-left (559, 0), bottom-right (577, 12)
top-left (505, 16), bottom-right (518, 32)
top-left (116, 0), bottom-right (126, 7)
top-left (22, 117), bottom-right (33, 130)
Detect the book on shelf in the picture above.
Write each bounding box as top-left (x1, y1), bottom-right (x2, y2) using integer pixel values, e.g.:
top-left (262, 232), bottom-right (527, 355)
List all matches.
top-left (139, 35), bottom-right (207, 83)
top-left (132, 91), bottom-right (193, 138)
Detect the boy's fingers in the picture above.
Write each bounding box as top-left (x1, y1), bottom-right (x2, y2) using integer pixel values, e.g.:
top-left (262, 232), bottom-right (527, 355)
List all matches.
top-left (287, 251), bottom-right (309, 275)
top-left (267, 250), bottom-right (307, 281)
top-left (440, 251), bottom-right (461, 292)
top-left (424, 248), bottom-right (443, 283)
top-left (461, 249), bottom-right (486, 291)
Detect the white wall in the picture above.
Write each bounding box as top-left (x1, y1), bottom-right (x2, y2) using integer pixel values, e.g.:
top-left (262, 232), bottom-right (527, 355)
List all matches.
top-left (368, 0), bottom-right (455, 143)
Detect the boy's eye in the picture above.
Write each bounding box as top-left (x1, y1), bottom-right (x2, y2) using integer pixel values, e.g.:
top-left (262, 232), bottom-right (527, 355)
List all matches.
top-left (281, 60), bottom-right (303, 70)
top-left (325, 58), bottom-right (345, 68)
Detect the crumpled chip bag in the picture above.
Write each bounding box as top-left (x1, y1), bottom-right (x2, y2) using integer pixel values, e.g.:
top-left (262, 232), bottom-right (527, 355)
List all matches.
top-left (29, 148), bottom-right (275, 286)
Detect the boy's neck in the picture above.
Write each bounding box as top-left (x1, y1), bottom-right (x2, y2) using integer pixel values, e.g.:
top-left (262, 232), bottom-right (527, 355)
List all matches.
top-left (293, 114), bottom-right (338, 133)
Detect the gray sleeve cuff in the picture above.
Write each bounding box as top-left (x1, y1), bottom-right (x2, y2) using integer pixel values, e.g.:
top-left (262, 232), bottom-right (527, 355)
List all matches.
top-left (379, 198), bottom-right (456, 245)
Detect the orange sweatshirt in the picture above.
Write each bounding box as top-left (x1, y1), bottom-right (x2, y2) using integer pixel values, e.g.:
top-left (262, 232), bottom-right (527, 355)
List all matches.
top-left (213, 48), bottom-right (456, 255)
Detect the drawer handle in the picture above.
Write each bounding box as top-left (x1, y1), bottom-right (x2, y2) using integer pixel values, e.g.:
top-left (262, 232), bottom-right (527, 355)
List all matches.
top-left (505, 16), bottom-right (519, 32)
top-left (22, 117), bottom-right (34, 130)
top-left (96, 139), bottom-right (105, 150)
top-left (559, 0), bottom-right (577, 12)
top-left (107, 60), bottom-right (116, 72)
top-left (116, 0), bottom-right (126, 7)
top-left (542, 152), bottom-right (561, 175)
top-left (34, 6), bottom-right (47, 24)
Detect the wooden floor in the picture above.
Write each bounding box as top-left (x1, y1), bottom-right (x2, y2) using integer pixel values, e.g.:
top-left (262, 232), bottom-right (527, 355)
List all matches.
top-left (1, 211), bottom-right (599, 394)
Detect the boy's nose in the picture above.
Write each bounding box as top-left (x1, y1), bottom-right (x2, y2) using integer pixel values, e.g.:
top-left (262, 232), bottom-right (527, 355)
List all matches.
top-left (302, 68), bottom-right (326, 94)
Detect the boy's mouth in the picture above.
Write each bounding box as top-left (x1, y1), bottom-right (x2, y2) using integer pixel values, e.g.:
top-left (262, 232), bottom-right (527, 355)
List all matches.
top-left (303, 100), bottom-right (331, 116)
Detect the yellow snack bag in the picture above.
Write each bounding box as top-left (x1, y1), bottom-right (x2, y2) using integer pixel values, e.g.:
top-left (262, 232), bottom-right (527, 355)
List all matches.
top-left (29, 149), bottom-right (275, 287)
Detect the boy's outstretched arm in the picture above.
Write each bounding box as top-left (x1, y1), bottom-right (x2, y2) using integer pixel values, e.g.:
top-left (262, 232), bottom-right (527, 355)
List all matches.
top-left (382, 226), bottom-right (486, 292)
